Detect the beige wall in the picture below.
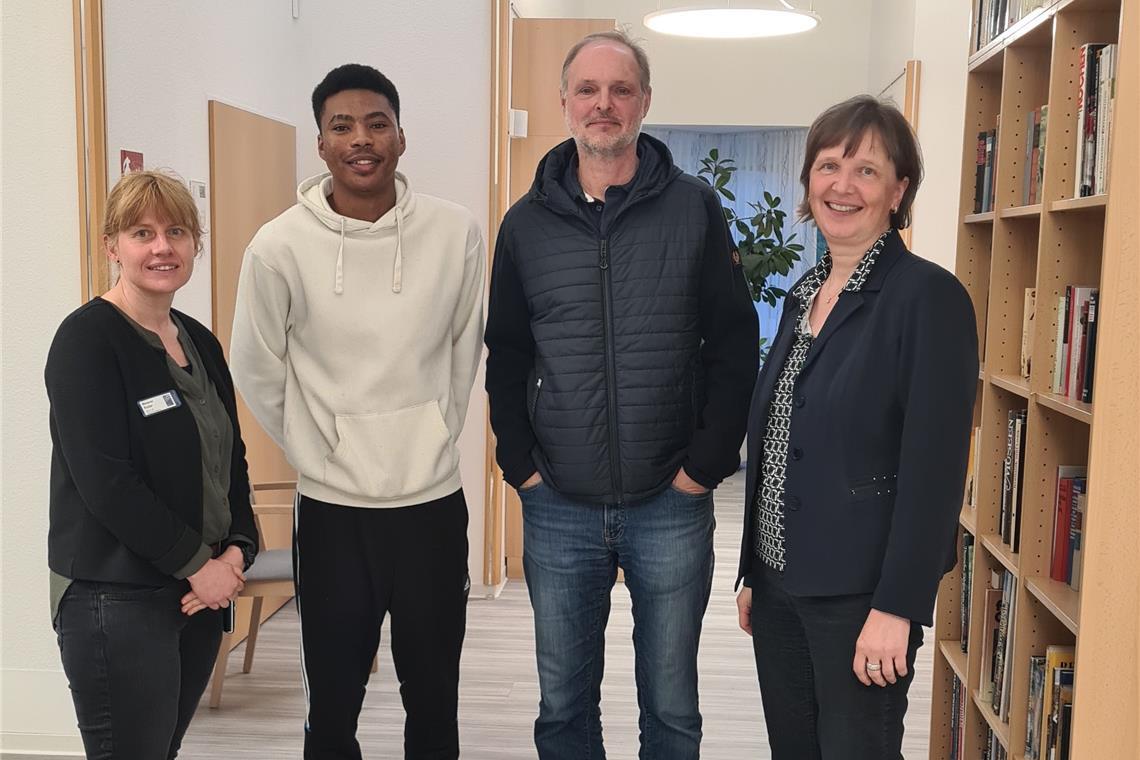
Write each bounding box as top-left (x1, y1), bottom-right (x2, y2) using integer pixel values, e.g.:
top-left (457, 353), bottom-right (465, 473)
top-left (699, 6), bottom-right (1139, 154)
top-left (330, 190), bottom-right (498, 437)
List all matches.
top-left (0, 0), bottom-right (88, 753)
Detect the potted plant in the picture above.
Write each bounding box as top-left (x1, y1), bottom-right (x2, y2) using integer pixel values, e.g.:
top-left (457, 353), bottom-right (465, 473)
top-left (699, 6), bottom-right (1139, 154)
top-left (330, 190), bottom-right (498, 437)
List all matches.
top-left (697, 148), bottom-right (805, 357)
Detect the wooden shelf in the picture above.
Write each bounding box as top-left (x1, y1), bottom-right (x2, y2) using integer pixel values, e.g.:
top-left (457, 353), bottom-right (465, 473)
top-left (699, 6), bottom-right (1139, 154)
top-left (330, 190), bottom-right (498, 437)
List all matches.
top-left (961, 506), bottom-right (977, 534)
top-left (935, 0), bottom-right (1136, 755)
top-left (968, 0), bottom-right (1057, 71)
top-left (1036, 391), bottom-right (1093, 424)
top-left (1025, 575), bottom-right (1080, 635)
top-left (1050, 194), bottom-right (1108, 213)
top-left (972, 688), bottom-right (1011, 749)
top-left (999, 203), bottom-right (1043, 218)
top-left (991, 373), bottom-right (1031, 399)
top-left (939, 640), bottom-right (969, 682)
top-left (981, 533), bottom-right (1019, 576)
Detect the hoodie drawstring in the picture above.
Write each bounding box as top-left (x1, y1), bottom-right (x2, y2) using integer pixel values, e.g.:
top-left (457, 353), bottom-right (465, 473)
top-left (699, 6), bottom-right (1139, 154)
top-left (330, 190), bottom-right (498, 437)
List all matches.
top-left (334, 217), bottom-right (346, 295)
top-left (391, 207), bottom-right (404, 293)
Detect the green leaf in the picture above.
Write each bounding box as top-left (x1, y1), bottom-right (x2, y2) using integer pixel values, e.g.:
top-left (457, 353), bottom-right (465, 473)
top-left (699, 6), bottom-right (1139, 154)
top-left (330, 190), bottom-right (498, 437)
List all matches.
top-left (735, 220), bottom-right (749, 236)
top-left (721, 188), bottom-right (736, 201)
top-left (764, 190), bottom-right (774, 207)
top-left (710, 148), bottom-right (719, 160)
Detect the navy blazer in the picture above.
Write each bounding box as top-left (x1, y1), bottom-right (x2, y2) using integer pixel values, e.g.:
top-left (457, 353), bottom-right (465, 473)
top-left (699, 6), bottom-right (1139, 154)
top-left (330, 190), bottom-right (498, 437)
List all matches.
top-left (46, 298), bottom-right (258, 586)
top-left (737, 231), bottom-right (978, 626)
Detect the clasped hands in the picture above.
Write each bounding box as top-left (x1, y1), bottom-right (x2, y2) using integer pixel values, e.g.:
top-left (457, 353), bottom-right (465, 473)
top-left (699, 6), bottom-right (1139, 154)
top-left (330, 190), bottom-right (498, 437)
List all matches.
top-left (181, 545), bottom-right (246, 617)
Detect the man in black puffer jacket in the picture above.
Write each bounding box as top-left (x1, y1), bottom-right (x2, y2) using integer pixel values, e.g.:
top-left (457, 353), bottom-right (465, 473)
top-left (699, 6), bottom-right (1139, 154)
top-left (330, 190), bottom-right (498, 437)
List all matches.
top-left (485, 29), bottom-right (758, 760)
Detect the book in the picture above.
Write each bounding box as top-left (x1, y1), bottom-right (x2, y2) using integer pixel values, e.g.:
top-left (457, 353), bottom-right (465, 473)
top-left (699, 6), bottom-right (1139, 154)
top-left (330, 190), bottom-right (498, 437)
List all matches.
top-left (1026, 654), bottom-right (1047, 759)
top-left (962, 532), bottom-right (975, 652)
top-left (1094, 45), bottom-right (1116, 194)
top-left (1010, 410), bottom-right (1028, 552)
top-left (1066, 287), bottom-right (1096, 400)
top-left (1001, 411), bottom-right (1016, 543)
top-left (976, 131), bottom-right (988, 213)
top-left (1067, 478), bottom-right (1086, 586)
top-left (1058, 699), bottom-right (1074, 760)
top-left (1081, 290), bottom-right (1099, 403)
top-left (993, 569), bottom-right (1016, 716)
top-left (1051, 467), bottom-right (1087, 581)
top-left (1024, 107), bottom-right (1036, 205)
top-left (1075, 44), bottom-right (1108, 197)
top-left (1047, 666), bottom-right (1075, 759)
top-left (1037, 105), bottom-right (1048, 203)
top-left (1054, 289), bottom-right (1071, 395)
top-left (980, 581), bottom-right (1005, 703)
top-left (1021, 288), bottom-right (1036, 378)
top-left (1039, 645), bottom-right (1076, 760)
top-left (1070, 488), bottom-right (1087, 590)
top-left (999, 570), bottom-right (1017, 721)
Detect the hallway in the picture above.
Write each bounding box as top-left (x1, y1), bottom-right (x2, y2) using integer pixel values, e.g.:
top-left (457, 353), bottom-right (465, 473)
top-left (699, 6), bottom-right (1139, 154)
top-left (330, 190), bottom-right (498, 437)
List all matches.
top-left (182, 471), bottom-right (934, 758)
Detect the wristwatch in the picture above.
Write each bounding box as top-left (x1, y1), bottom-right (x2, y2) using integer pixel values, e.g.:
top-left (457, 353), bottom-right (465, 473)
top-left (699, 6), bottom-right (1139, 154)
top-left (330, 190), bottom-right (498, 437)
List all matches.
top-left (225, 541), bottom-right (257, 572)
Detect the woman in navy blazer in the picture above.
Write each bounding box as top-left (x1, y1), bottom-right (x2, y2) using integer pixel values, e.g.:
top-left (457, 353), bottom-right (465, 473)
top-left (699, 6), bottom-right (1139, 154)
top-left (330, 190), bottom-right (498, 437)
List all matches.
top-left (735, 96), bottom-right (978, 759)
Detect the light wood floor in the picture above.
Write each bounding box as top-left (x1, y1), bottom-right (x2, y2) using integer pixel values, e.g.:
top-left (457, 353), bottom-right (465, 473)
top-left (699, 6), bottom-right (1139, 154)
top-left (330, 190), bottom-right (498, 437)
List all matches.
top-left (182, 471), bottom-right (933, 758)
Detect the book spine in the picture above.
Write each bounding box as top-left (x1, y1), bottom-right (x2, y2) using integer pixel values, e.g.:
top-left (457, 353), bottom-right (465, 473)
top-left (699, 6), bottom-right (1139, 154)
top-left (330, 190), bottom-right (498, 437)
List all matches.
top-left (1082, 291), bottom-right (1098, 403)
top-left (1052, 292), bottom-right (1066, 393)
top-left (1052, 477), bottom-right (1074, 581)
top-left (1074, 44), bottom-right (1089, 195)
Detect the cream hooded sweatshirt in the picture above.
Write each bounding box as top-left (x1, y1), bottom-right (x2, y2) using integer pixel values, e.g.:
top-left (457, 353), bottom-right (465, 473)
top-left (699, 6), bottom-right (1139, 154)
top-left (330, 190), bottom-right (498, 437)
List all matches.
top-left (230, 172), bottom-right (485, 508)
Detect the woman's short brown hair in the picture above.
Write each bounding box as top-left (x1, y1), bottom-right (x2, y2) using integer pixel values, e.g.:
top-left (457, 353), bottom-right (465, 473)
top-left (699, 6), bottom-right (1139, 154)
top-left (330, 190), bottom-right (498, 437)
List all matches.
top-left (798, 95), bottom-right (923, 230)
top-left (103, 170), bottom-right (203, 252)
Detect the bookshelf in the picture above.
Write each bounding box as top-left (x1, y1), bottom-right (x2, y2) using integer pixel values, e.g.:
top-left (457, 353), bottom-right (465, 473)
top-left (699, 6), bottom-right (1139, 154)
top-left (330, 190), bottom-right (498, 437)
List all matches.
top-left (930, 0), bottom-right (1138, 758)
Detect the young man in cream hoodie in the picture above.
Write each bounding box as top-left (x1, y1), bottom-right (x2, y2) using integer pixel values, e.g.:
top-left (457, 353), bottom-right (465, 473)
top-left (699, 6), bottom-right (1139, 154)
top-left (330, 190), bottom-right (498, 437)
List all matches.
top-left (230, 64), bottom-right (484, 760)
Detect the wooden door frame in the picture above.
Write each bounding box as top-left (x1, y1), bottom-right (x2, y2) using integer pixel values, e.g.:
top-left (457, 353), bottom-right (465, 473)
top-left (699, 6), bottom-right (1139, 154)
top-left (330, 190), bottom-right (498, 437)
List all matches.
top-left (73, 0), bottom-right (111, 299)
top-left (482, 0), bottom-right (512, 588)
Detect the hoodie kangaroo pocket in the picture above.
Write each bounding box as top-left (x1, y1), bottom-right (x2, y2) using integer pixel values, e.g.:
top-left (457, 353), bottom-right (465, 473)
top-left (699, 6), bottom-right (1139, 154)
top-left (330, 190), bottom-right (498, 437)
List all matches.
top-left (323, 401), bottom-right (457, 500)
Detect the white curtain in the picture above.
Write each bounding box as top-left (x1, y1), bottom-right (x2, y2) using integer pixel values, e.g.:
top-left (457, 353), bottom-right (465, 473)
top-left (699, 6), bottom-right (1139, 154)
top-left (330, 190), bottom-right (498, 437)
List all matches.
top-left (644, 126), bottom-right (818, 350)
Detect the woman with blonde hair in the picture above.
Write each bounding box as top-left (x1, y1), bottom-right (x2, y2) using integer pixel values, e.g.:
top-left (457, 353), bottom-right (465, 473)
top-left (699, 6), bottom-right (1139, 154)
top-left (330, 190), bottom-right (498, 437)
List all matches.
top-left (46, 170), bottom-right (258, 758)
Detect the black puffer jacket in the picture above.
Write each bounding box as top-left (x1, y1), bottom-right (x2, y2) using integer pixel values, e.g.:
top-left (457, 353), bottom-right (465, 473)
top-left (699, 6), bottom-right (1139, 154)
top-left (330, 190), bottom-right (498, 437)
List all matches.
top-left (485, 135), bottom-right (758, 504)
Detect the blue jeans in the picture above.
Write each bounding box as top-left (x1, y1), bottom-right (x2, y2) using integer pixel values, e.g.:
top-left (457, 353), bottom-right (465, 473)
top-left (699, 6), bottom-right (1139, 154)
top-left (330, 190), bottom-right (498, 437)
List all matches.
top-left (54, 579), bottom-right (222, 759)
top-left (520, 481), bottom-right (715, 760)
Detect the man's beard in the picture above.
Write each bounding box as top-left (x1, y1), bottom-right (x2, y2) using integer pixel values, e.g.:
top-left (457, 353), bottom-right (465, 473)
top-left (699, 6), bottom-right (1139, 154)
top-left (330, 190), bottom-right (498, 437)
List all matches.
top-left (568, 119), bottom-right (642, 158)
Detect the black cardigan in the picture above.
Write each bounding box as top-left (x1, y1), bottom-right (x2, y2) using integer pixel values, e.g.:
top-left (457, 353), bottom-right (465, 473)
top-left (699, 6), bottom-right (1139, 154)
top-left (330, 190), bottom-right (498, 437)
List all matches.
top-left (45, 298), bottom-right (258, 586)
top-left (737, 232), bottom-right (978, 626)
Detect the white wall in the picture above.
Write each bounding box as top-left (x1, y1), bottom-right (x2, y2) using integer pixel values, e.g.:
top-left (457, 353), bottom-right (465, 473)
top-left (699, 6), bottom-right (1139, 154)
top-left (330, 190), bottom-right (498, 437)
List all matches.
top-left (103, 0), bottom-right (308, 322)
top-left (102, 0), bottom-right (491, 596)
top-left (0, 0), bottom-right (88, 754)
top-left (910, 1), bottom-right (971, 272)
top-left (2, 1), bottom-right (490, 753)
top-left (574, 0), bottom-right (875, 127)
top-left (868, 0), bottom-right (917, 95)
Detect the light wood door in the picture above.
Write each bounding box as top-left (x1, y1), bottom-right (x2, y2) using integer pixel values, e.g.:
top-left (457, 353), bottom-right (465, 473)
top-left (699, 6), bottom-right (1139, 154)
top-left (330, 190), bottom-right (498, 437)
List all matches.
top-left (208, 100), bottom-right (297, 643)
top-left (499, 17), bottom-right (614, 580)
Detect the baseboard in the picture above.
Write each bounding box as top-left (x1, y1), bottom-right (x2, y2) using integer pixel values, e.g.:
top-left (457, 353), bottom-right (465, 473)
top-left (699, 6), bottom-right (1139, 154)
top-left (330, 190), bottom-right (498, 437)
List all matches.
top-left (0, 670), bottom-right (83, 757)
top-left (469, 580), bottom-right (507, 600)
top-left (0, 733), bottom-right (83, 758)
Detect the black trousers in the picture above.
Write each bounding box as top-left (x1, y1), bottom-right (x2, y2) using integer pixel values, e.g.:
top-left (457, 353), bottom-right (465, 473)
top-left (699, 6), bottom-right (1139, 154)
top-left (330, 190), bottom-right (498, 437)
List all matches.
top-left (296, 489), bottom-right (470, 760)
top-left (55, 580), bottom-right (222, 759)
top-left (749, 566), bottom-right (923, 760)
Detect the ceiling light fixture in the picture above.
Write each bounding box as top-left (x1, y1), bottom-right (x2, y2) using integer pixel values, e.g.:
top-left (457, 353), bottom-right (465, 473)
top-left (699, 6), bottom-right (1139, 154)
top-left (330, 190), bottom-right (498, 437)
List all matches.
top-left (644, 1), bottom-right (820, 39)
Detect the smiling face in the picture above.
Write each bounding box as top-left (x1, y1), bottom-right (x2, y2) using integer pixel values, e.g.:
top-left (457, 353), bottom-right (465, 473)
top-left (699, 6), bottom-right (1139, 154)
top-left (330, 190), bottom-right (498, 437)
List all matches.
top-left (561, 41), bottom-right (651, 158)
top-left (107, 209), bottom-right (196, 297)
top-left (808, 130), bottom-right (909, 253)
top-left (317, 88), bottom-right (406, 204)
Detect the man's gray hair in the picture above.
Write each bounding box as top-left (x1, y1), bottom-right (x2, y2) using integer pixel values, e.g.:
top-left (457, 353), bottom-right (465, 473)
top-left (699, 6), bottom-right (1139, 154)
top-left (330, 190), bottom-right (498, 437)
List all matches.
top-left (560, 28), bottom-right (651, 95)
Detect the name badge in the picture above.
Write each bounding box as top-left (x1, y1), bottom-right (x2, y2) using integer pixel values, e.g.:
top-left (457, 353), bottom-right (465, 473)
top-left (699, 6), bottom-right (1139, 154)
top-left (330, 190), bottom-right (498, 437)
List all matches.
top-left (138, 390), bottom-right (182, 417)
